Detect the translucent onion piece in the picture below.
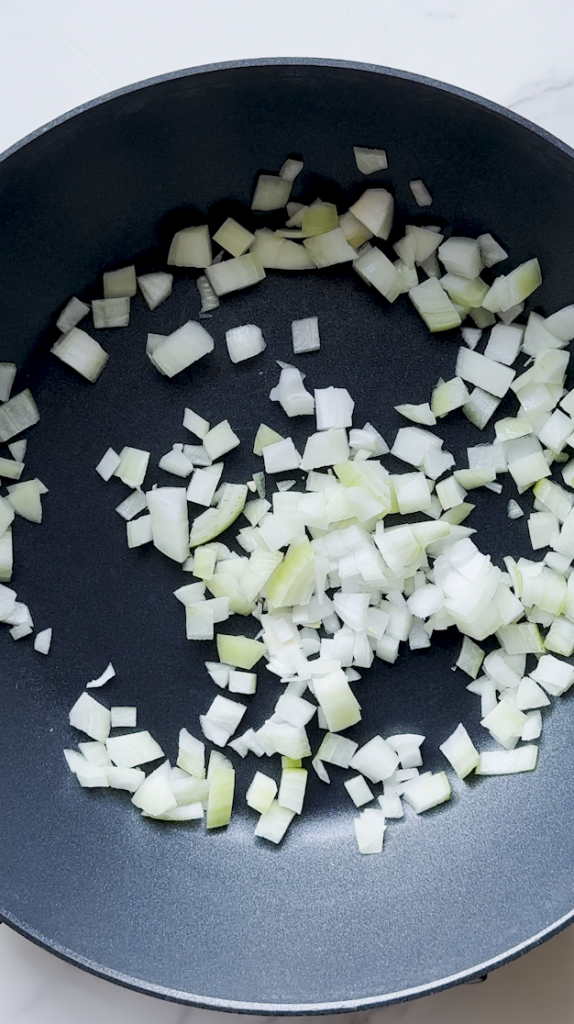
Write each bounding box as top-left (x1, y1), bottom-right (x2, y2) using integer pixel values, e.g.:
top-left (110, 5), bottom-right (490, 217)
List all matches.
top-left (69, 692), bottom-right (111, 742)
top-left (354, 147), bottom-right (388, 174)
top-left (52, 329), bottom-right (109, 381)
top-left (56, 297), bottom-right (90, 334)
top-left (92, 298), bottom-right (130, 329)
top-left (103, 265), bottom-right (136, 298)
top-left (138, 272), bottom-right (173, 310)
top-left (168, 225), bottom-right (212, 268)
top-left (151, 321), bottom-right (214, 378)
top-left (106, 730), bottom-right (164, 767)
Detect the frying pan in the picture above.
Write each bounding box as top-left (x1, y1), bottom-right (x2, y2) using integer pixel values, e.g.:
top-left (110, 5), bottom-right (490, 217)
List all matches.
top-left (1, 58), bottom-right (574, 1014)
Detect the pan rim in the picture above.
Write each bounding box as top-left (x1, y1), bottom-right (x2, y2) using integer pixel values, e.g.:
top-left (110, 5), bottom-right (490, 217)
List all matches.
top-left (1, 55), bottom-right (574, 1013)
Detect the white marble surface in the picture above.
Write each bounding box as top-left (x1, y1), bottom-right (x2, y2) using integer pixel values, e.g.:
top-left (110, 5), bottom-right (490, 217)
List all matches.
top-left (2, 0), bottom-right (574, 1020)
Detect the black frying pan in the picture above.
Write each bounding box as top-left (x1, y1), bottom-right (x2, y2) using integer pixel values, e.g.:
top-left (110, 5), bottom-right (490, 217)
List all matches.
top-left (1, 58), bottom-right (574, 1014)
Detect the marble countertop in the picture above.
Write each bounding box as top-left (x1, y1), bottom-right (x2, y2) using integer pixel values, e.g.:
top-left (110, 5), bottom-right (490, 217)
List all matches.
top-left (2, 0), bottom-right (574, 1021)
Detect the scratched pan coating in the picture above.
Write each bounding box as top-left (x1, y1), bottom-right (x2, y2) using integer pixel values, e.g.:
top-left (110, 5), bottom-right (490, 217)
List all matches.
top-left (1, 59), bottom-right (574, 1013)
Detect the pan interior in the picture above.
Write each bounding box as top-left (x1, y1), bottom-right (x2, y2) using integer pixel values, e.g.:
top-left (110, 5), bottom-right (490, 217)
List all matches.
top-left (1, 61), bottom-right (574, 1011)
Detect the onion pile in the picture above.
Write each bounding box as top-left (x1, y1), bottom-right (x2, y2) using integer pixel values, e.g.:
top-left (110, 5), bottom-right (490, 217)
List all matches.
top-left (4, 144), bottom-right (574, 854)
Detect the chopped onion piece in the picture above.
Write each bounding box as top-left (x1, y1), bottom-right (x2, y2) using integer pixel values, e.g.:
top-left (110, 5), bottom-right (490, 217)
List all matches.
top-left (7, 479), bottom-right (42, 523)
top-left (114, 447), bottom-right (149, 489)
top-left (255, 799), bottom-right (295, 843)
top-left (110, 706), bottom-right (137, 728)
top-left (456, 348), bottom-right (515, 398)
top-left (438, 237), bottom-right (482, 279)
top-left (545, 617), bottom-right (574, 657)
top-left (225, 323), bottom-right (266, 363)
top-left (436, 476), bottom-right (467, 510)
top-left (439, 723), bottom-right (479, 778)
top-left (115, 489), bottom-right (148, 520)
top-left (409, 278), bottom-right (461, 333)
top-left (183, 407), bottom-right (210, 439)
top-left (301, 203), bottom-right (338, 237)
top-left (0, 362), bottom-right (18, 408)
top-left (189, 482), bottom-right (247, 547)
top-left (270, 367), bottom-right (314, 417)
top-left (132, 766), bottom-right (177, 816)
top-left (86, 662), bottom-right (115, 689)
top-left (483, 258), bottom-right (542, 312)
top-left (516, 677), bottom-right (550, 710)
top-left (52, 328), bottom-right (108, 381)
top-left (304, 228), bottom-right (357, 268)
top-left (103, 265), bottom-right (136, 298)
top-left (96, 447), bottom-right (121, 481)
top-left (150, 321), bottom-right (214, 378)
top-left (395, 403), bottom-right (436, 426)
top-left (477, 233), bottom-right (508, 268)
top-left (8, 441), bottom-right (26, 464)
top-left (78, 741), bottom-right (112, 767)
top-left (147, 486), bottom-right (189, 563)
top-left (311, 667), bottom-right (360, 733)
top-left (252, 175), bottom-right (292, 211)
top-left (104, 767), bottom-right (145, 792)
top-left (461, 327), bottom-right (482, 350)
top-left (301, 429), bottom-right (349, 470)
top-left (127, 515), bottom-right (152, 548)
top-left (275, 692), bottom-right (316, 728)
top-left (246, 771), bottom-right (277, 813)
top-left (138, 272), bottom-right (173, 310)
top-left (354, 809), bottom-right (386, 854)
top-left (106, 730), bottom-right (164, 767)
top-left (531, 654), bottom-right (574, 696)
top-left (216, 633), bottom-right (266, 669)
top-left (402, 771), bottom-right (451, 812)
top-left (0, 456), bottom-right (23, 480)
top-left (544, 304), bottom-right (574, 342)
top-left (176, 728), bottom-right (205, 778)
top-left (278, 768), bottom-right (308, 813)
top-left (440, 274), bottom-right (488, 308)
top-left (316, 732), bottom-right (358, 768)
top-left (56, 297), bottom-right (90, 334)
top-left (405, 225), bottom-right (443, 264)
top-left (481, 700), bottom-right (526, 741)
top-left (265, 721), bottom-right (311, 759)
top-left (69, 692), bottom-right (111, 742)
top-left (455, 636), bottom-right (484, 679)
top-left (33, 626), bottom-right (52, 654)
top-left (354, 146), bottom-right (388, 174)
top-left (343, 775), bottom-right (373, 807)
top-left (431, 377), bottom-right (470, 418)
top-left (353, 245), bottom-right (402, 303)
top-left (315, 387), bottom-right (355, 430)
top-left (206, 253), bottom-right (265, 296)
top-left (168, 225), bottom-right (212, 268)
top-left (507, 500), bottom-right (524, 520)
top-left (409, 179), bottom-right (432, 206)
top-left (185, 467), bottom-right (219, 507)
top-left (280, 158), bottom-right (304, 182)
top-left (484, 323), bottom-right (523, 365)
top-left (350, 736), bottom-right (399, 783)
top-left (92, 298), bottom-right (130, 329)
top-left (522, 711), bottom-right (542, 741)
top-left (263, 438), bottom-right (300, 473)
top-left (339, 211), bottom-right (373, 248)
top-left (476, 746), bottom-right (538, 774)
top-left (291, 316), bottom-right (320, 354)
top-left (349, 189), bottom-right (394, 239)
top-left (213, 217), bottom-right (255, 258)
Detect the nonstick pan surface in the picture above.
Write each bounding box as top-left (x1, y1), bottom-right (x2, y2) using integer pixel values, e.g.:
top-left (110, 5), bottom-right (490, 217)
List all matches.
top-left (1, 59), bottom-right (574, 1013)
